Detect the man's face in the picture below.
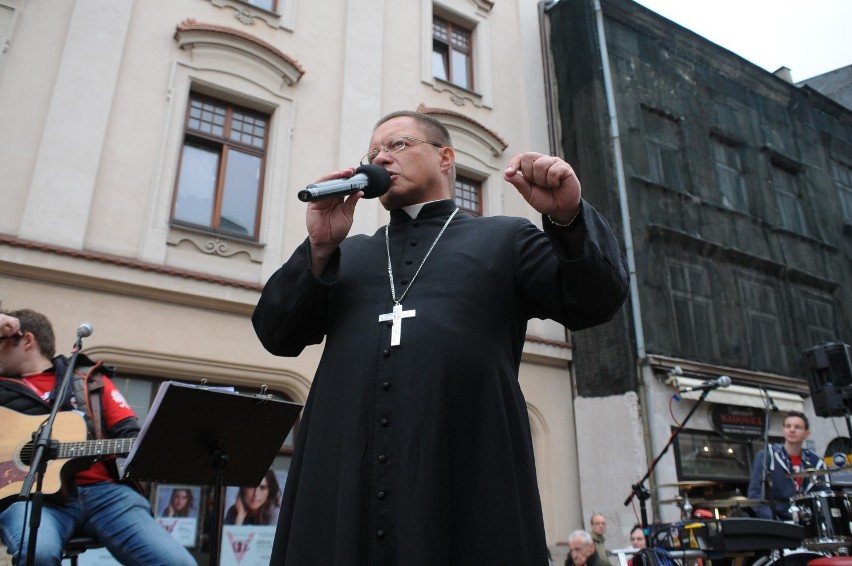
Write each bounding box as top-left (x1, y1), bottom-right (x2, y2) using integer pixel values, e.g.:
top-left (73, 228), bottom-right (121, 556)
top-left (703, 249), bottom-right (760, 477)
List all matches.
top-left (0, 334), bottom-right (25, 376)
top-left (569, 540), bottom-right (595, 566)
top-left (368, 117), bottom-right (449, 210)
top-left (591, 515), bottom-right (606, 536)
top-left (630, 529), bottom-right (646, 549)
top-left (783, 416), bottom-right (809, 445)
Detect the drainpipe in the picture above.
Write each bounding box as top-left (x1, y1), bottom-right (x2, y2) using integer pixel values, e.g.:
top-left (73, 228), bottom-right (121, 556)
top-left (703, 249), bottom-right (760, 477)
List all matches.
top-left (592, 0), bottom-right (656, 514)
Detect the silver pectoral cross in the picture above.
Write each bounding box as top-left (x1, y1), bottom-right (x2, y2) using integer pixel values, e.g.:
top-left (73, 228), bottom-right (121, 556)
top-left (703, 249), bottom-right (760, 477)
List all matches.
top-left (378, 303), bottom-right (416, 347)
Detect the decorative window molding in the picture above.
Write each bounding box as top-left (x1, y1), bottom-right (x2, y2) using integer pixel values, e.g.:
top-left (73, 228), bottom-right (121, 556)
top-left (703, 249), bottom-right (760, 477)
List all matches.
top-left (207, 0), bottom-right (297, 31)
top-left (422, 0), bottom-right (493, 108)
top-left (417, 104), bottom-right (505, 216)
top-left (139, 20), bottom-right (299, 279)
top-left (175, 19), bottom-right (305, 87)
top-left (166, 224), bottom-right (264, 264)
top-left (417, 104), bottom-right (506, 157)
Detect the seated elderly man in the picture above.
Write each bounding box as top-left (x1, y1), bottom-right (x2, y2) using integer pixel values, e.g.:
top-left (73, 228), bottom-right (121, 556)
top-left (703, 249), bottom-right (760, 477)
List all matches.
top-left (565, 530), bottom-right (606, 566)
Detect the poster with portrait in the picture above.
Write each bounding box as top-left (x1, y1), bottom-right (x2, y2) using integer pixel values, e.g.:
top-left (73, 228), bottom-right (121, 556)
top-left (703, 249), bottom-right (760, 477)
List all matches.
top-left (220, 468), bottom-right (287, 566)
top-left (154, 484), bottom-right (200, 547)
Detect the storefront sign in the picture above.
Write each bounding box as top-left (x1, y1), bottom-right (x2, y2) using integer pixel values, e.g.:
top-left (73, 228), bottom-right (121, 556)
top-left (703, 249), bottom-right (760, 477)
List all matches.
top-left (710, 404), bottom-right (766, 439)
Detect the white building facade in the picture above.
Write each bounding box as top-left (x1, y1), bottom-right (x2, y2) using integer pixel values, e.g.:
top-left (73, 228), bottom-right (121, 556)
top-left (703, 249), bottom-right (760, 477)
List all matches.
top-left (0, 0), bottom-right (591, 561)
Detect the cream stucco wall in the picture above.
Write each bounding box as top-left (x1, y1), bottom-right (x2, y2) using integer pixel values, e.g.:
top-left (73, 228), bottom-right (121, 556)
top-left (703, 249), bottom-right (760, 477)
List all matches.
top-left (0, 0), bottom-right (586, 557)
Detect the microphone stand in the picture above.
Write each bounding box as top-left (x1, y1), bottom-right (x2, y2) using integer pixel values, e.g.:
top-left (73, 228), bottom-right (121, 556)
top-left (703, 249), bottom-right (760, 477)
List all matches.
top-left (625, 387), bottom-right (712, 548)
top-left (20, 330), bottom-right (88, 566)
top-left (759, 388), bottom-right (778, 521)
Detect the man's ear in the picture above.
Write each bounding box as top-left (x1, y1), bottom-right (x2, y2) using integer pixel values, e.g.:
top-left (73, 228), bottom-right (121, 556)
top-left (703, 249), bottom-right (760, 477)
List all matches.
top-left (439, 146), bottom-right (455, 174)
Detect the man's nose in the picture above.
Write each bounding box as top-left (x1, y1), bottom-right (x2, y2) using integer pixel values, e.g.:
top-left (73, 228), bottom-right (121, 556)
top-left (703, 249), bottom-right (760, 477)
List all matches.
top-left (372, 148), bottom-right (394, 164)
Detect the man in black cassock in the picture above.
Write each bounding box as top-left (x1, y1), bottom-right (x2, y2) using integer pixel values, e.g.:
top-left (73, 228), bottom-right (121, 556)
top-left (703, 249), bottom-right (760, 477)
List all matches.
top-left (253, 110), bottom-right (629, 565)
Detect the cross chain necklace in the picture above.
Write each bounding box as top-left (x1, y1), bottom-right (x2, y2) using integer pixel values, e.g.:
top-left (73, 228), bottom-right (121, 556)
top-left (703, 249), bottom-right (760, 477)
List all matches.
top-left (378, 207), bottom-right (459, 347)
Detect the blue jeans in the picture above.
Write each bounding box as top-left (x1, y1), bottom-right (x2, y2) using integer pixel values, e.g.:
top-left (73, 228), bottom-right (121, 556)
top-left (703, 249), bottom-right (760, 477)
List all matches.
top-left (0, 482), bottom-right (196, 565)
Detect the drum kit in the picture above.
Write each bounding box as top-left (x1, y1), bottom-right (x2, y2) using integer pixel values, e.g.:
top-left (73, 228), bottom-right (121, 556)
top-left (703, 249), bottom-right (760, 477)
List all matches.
top-left (651, 468), bottom-right (852, 563)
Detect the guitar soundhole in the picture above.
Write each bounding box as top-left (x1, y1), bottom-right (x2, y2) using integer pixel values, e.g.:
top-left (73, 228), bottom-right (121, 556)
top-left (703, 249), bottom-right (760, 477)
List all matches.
top-left (19, 441), bottom-right (34, 467)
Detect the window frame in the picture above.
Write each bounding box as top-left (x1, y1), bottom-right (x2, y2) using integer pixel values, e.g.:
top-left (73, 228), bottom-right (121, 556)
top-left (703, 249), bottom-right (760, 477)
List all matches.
top-left (770, 164), bottom-right (809, 236)
top-left (712, 138), bottom-right (749, 212)
top-left (738, 276), bottom-right (787, 371)
top-left (830, 160), bottom-right (852, 225)
top-left (110, 372), bottom-right (296, 556)
top-left (454, 174), bottom-right (482, 216)
top-left (432, 15), bottom-right (474, 91)
top-left (643, 109), bottom-right (684, 190)
top-left (667, 260), bottom-right (719, 359)
top-left (170, 93), bottom-right (270, 242)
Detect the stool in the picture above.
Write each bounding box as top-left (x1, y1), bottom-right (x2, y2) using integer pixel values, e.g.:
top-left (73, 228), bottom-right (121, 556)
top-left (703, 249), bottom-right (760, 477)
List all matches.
top-left (62, 536), bottom-right (103, 566)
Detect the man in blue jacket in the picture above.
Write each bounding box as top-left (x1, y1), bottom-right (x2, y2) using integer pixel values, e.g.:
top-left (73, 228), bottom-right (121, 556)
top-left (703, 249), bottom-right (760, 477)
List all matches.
top-left (747, 411), bottom-right (825, 520)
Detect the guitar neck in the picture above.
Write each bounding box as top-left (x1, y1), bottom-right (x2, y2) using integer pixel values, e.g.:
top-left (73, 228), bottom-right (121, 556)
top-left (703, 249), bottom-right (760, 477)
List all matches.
top-left (57, 437), bottom-right (136, 459)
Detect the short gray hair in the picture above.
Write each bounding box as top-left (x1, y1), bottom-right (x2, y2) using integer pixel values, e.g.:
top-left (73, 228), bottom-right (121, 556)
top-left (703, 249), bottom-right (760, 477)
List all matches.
top-left (568, 530), bottom-right (594, 546)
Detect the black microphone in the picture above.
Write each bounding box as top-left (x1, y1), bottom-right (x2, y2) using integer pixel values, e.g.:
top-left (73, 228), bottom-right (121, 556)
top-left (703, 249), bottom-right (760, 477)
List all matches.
top-left (760, 386), bottom-right (779, 412)
top-left (298, 164), bottom-right (391, 202)
top-left (77, 323), bottom-right (93, 338)
top-left (678, 375), bottom-right (731, 393)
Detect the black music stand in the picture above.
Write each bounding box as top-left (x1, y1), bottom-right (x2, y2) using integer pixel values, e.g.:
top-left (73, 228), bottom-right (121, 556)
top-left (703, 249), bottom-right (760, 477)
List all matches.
top-left (120, 381), bottom-right (302, 566)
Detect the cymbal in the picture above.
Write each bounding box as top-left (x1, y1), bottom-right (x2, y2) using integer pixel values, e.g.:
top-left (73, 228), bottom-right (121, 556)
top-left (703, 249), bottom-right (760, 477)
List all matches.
top-left (658, 481), bottom-right (717, 489)
top-left (659, 497), bottom-right (687, 505)
top-left (785, 467), bottom-right (840, 479)
top-left (698, 496), bottom-right (767, 508)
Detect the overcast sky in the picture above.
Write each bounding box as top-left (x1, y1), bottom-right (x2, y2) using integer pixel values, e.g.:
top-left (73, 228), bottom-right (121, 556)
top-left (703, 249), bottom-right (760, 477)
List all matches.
top-left (633, 0), bottom-right (852, 82)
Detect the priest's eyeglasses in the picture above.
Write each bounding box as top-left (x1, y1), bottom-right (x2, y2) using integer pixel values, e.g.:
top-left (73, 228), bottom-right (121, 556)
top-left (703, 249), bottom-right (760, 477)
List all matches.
top-left (360, 136), bottom-right (443, 166)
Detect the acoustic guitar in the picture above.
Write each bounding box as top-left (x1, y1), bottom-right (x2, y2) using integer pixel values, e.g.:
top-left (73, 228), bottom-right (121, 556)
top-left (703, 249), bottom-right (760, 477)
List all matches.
top-left (0, 406), bottom-right (135, 511)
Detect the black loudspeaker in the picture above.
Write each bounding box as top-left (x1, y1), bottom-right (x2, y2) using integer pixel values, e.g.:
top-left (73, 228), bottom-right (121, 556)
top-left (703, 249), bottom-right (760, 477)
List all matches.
top-left (803, 342), bottom-right (852, 417)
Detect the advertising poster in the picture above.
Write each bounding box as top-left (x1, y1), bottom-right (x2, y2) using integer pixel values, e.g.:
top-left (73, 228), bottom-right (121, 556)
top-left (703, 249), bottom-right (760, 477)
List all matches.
top-left (220, 469), bottom-right (286, 566)
top-left (155, 484), bottom-right (201, 547)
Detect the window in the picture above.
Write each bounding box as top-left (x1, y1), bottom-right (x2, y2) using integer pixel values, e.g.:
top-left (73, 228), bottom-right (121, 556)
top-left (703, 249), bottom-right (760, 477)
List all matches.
top-left (111, 373), bottom-right (296, 558)
top-left (644, 111), bottom-right (683, 189)
top-left (831, 160), bottom-right (852, 225)
top-left (802, 295), bottom-right (837, 347)
top-left (713, 140), bottom-right (748, 212)
top-left (433, 16), bottom-right (473, 90)
top-left (454, 175), bottom-right (482, 215)
top-left (673, 429), bottom-right (756, 482)
top-left (739, 278), bottom-right (785, 371)
top-left (668, 262), bottom-right (717, 359)
top-left (172, 94), bottom-right (269, 240)
top-left (241, 0), bottom-right (276, 11)
top-left (771, 166), bottom-right (809, 236)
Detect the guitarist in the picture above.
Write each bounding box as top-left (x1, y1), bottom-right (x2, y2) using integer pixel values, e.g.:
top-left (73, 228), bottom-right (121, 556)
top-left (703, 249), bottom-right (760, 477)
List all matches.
top-left (0, 309), bottom-right (195, 566)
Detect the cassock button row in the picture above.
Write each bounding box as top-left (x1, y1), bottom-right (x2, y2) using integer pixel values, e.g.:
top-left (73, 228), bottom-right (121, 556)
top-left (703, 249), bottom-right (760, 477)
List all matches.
top-left (378, 454), bottom-right (387, 463)
top-left (377, 530), bottom-right (385, 539)
top-left (382, 381), bottom-right (391, 390)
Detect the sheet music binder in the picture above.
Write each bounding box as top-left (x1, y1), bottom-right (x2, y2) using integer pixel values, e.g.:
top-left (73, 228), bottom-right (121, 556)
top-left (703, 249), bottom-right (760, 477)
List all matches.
top-left (121, 381), bottom-right (302, 485)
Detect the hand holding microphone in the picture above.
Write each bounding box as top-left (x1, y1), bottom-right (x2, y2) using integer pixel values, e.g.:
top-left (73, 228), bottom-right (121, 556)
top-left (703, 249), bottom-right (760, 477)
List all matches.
top-left (302, 165), bottom-right (391, 277)
top-left (298, 164), bottom-right (391, 202)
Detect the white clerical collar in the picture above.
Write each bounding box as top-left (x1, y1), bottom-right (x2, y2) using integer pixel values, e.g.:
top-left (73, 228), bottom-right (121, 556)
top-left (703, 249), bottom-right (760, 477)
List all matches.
top-left (402, 200), bottom-right (442, 219)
